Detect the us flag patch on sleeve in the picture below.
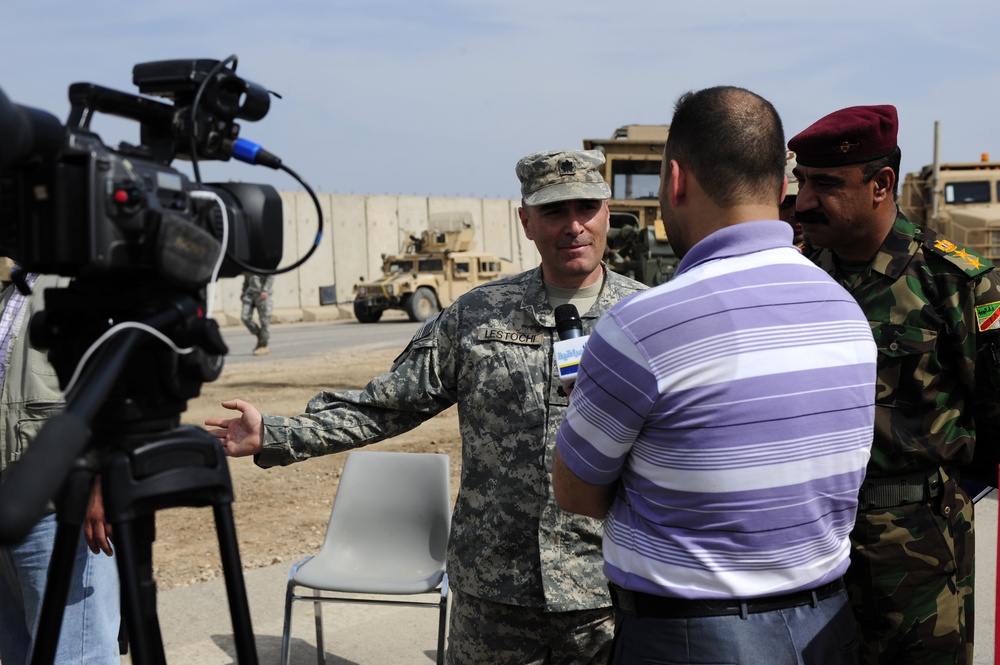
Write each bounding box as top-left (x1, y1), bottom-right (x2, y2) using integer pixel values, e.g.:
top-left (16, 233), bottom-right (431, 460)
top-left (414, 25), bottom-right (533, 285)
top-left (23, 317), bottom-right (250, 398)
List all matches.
top-left (976, 302), bottom-right (1000, 331)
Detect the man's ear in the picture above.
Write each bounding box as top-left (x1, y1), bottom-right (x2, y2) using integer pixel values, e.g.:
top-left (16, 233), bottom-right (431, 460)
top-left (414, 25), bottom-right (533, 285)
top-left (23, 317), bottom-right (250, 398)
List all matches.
top-left (517, 206), bottom-right (532, 240)
top-left (871, 166), bottom-right (896, 205)
top-left (668, 159), bottom-right (686, 206)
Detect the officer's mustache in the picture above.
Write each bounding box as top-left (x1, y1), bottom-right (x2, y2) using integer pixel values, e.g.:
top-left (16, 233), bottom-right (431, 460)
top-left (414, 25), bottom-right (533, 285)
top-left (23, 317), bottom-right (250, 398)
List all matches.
top-left (795, 209), bottom-right (830, 225)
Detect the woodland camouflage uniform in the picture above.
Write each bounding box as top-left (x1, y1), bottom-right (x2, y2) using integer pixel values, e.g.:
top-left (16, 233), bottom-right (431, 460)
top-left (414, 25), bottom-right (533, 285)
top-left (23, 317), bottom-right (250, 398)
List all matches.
top-left (807, 212), bottom-right (1000, 664)
top-left (255, 266), bottom-right (646, 660)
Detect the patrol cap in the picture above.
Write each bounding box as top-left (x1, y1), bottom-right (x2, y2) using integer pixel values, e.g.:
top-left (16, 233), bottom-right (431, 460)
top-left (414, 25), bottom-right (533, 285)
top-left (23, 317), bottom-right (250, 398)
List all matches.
top-left (516, 149), bottom-right (611, 206)
top-left (788, 105), bottom-right (898, 168)
top-left (785, 150), bottom-right (798, 195)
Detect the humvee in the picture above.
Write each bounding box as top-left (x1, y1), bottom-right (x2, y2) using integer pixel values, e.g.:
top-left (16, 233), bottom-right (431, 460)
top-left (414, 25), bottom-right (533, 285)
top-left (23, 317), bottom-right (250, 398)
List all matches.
top-left (352, 212), bottom-right (516, 323)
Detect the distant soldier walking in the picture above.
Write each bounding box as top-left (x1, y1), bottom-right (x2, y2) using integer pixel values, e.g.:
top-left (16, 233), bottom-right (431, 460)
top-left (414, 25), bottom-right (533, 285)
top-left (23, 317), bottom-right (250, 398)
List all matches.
top-left (241, 272), bottom-right (275, 355)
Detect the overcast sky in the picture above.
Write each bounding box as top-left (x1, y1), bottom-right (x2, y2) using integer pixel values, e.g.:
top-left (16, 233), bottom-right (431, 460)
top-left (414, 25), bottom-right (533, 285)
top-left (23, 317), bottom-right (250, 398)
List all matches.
top-left (4, 1), bottom-right (999, 200)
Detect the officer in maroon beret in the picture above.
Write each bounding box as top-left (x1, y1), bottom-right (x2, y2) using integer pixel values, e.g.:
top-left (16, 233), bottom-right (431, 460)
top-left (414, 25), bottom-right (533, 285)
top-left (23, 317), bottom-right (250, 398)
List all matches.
top-left (790, 106), bottom-right (1000, 664)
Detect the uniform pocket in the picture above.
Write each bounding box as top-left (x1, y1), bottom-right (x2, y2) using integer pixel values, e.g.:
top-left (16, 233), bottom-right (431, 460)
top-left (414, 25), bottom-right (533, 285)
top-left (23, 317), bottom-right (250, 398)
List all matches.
top-left (464, 342), bottom-right (545, 437)
top-left (872, 322), bottom-right (938, 408)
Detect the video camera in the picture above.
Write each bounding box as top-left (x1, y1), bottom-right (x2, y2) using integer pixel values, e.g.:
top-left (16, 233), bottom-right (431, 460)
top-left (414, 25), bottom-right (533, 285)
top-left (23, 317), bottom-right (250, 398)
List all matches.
top-left (0, 58), bottom-right (320, 664)
top-left (0, 56), bottom-right (315, 545)
top-left (0, 57), bottom-right (284, 284)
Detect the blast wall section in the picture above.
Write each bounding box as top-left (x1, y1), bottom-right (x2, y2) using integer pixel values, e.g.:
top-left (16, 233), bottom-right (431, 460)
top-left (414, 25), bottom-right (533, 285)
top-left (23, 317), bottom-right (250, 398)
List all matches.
top-left (214, 193), bottom-right (536, 325)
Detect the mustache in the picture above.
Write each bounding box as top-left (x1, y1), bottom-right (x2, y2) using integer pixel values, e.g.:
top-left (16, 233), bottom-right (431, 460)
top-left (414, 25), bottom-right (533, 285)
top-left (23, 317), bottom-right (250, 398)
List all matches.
top-left (795, 209), bottom-right (830, 225)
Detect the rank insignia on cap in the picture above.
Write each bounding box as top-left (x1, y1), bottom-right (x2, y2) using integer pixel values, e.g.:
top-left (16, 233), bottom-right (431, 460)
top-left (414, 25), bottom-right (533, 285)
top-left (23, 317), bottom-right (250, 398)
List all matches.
top-left (837, 142), bottom-right (859, 154)
top-left (976, 302), bottom-right (1000, 332)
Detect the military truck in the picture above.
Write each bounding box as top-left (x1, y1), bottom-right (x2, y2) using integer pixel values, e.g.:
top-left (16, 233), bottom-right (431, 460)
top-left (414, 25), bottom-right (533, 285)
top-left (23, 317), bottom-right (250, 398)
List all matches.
top-left (352, 212), bottom-right (516, 323)
top-left (900, 121), bottom-right (1000, 266)
top-left (583, 124), bottom-right (678, 286)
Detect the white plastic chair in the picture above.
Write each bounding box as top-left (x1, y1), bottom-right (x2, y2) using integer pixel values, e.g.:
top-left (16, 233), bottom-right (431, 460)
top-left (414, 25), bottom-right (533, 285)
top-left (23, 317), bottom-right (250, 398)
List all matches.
top-left (280, 451), bottom-right (451, 665)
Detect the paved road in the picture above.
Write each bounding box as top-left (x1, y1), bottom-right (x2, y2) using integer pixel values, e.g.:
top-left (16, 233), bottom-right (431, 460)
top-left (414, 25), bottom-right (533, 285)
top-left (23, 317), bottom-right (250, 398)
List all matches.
top-left (220, 314), bottom-right (423, 365)
top-left (974, 492), bottom-right (997, 664)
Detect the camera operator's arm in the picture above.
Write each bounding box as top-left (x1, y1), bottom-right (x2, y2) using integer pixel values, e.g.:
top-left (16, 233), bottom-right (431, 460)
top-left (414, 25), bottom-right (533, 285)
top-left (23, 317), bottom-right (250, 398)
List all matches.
top-left (84, 478), bottom-right (113, 556)
top-left (204, 398), bottom-right (264, 457)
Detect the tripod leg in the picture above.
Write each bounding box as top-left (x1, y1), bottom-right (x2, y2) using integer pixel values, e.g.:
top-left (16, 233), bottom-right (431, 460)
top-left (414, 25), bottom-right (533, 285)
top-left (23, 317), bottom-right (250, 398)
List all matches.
top-left (214, 502), bottom-right (259, 664)
top-left (113, 514), bottom-right (166, 665)
top-left (28, 519), bottom-right (82, 665)
top-left (29, 458), bottom-right (98, 665)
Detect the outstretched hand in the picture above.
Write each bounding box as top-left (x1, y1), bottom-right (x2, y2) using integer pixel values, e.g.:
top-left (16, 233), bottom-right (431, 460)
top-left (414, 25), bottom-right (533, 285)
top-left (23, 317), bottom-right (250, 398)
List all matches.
top-left (204, 399), bottom-right (264, 458)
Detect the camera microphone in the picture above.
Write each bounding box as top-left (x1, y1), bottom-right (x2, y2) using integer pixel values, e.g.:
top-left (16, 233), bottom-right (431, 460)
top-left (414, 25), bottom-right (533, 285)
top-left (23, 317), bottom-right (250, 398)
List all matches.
top-left (553, 304), bottom-right (589, 389)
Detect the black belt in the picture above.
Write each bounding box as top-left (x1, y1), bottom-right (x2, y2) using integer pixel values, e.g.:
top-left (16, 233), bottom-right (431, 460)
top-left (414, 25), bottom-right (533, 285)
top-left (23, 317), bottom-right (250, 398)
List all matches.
top-left (857, 469), bottom-right (942, 511)
top-left (608, 579), bottom-right (845, 619)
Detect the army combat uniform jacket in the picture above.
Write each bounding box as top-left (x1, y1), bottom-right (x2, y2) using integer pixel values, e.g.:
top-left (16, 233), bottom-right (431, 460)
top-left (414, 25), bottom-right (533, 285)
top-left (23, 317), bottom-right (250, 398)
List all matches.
top-left (808, 212), bottom-right (1000, 662)
top-left (257, 266), bottom-right (646, 611)
top-left (808, 213), bottom-right (1000, 480)
top-left (241, 274), bottom-right (274, 303)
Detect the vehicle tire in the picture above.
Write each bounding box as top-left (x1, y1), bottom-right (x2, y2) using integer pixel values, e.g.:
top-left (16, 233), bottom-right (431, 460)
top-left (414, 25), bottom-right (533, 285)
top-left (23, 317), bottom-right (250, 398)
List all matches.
top-left (353, 299), bottom-right (383, 323)
top-left (406, 287), bottom-right (439, 322)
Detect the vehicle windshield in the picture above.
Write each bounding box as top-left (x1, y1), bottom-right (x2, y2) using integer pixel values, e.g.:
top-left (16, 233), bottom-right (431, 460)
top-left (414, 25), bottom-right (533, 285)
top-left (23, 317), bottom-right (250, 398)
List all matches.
top-left (944, 181), bottom-right (992, 204)
top-left (610, 160), bottom-right (661, 200)
top-left (418, 258), bottom-right (444, 272)
top-left (387, 260), bottom-right (415, 273)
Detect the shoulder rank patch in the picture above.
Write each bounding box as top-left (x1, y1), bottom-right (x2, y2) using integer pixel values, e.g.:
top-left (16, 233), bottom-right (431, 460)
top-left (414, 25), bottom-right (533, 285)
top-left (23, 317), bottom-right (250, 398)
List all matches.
top-left (977, 302), bottom-right (1000, 332)
top-left (476, 327), bottom-right (543, 345)
top-left (926, 237), bottom-right (993, 277)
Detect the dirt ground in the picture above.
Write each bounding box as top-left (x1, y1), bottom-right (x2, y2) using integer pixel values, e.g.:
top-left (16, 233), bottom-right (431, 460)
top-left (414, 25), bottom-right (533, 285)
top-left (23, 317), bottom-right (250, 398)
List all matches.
top-left (153, 349), bottom-right (462, 589)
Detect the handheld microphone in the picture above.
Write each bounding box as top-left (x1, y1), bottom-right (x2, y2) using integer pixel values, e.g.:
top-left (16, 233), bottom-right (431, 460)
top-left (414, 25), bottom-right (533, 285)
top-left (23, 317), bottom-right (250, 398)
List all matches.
top-left (555, 304), bottom-right (583, 339)
top-left (553, 304), bottom-right (589, 388)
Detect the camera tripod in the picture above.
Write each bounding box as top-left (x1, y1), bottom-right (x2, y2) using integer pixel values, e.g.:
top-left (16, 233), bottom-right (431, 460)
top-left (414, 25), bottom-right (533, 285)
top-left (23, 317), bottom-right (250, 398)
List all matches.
top-left (0, 282), bottom-right (259, 665)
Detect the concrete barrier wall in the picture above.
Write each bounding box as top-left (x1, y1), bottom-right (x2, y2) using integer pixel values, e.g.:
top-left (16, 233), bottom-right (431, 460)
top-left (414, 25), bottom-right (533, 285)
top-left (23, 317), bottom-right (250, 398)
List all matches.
top-left (212, 193), bottom-right (539, 326)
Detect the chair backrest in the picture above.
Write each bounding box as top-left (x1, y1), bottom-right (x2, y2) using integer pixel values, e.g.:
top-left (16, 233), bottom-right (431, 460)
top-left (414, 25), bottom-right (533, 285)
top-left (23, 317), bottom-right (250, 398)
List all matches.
top-left (319, 451), bottom-right (451, 587)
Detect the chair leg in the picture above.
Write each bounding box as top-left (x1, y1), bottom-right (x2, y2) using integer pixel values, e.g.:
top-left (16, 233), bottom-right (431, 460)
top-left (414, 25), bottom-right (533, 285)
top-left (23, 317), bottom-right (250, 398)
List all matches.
top-left (280, 578), bottom-right (297, 665)
top-left (314, 588), bottom-right (325, 665)
top-left (437, 574), bottom-right (449, 665)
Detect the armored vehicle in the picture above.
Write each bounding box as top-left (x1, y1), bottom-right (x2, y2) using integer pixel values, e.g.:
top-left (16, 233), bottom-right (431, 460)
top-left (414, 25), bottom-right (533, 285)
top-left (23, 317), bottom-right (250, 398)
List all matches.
top-left (900, 121), bottom-right (1000, 267)
top-left (583, 124), bottom-right (677, 285)
top-left (352, 212), bottom-right (516, 323)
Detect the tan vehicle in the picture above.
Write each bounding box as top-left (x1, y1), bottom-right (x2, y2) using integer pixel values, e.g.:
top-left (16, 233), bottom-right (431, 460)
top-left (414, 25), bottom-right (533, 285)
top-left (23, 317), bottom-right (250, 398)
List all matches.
top-left (583, 124), bottom-right (678, 285)
top-left (352, 213), bottom-right (516, 323)
top-left (901, 121), bottom-right (1000, 266)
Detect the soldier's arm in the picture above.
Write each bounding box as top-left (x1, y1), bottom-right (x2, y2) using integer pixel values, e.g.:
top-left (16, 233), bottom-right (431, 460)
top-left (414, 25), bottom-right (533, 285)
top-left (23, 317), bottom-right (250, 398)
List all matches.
top-left (256, 314), bottom-right (458, 468)
top-left (970, 270), bottom-right (1000, 484)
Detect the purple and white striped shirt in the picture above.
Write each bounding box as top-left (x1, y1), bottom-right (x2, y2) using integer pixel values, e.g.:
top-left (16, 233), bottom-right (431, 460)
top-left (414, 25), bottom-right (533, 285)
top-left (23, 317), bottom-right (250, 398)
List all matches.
top-left (556, 220), bottom-right (876, 599)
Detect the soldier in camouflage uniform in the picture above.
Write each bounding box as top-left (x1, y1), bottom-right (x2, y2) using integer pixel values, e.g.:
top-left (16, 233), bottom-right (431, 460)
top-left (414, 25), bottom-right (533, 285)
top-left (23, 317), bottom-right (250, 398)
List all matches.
top-left (240, 272), bottom-right (275, 355)
top-left (790, 105), bottom-right (1000, 665)
top-left (206, 149), bottom-right (647, 664)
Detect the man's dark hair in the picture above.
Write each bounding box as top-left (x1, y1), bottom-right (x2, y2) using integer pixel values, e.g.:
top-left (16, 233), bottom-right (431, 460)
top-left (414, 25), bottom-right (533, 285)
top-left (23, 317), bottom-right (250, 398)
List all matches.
top-left (860, 146), bottom-right (902, 201)
top-left (664, 86), bottom-right (786, 208)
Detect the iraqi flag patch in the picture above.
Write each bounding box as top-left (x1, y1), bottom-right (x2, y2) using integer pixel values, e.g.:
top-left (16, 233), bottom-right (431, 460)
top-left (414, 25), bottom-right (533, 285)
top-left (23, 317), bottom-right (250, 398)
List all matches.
top-left (976, 302), bottom-right (1000, 331)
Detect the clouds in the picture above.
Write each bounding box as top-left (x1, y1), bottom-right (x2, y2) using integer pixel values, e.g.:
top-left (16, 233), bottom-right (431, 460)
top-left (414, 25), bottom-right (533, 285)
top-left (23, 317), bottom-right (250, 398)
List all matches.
top-left (3, 1), bottom-right (1000, 198)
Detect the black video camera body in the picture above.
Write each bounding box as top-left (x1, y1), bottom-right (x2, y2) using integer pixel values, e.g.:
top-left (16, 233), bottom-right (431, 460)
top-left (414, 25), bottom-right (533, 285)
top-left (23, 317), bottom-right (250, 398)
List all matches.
top-left (0, 58), bottom-right (283, 285)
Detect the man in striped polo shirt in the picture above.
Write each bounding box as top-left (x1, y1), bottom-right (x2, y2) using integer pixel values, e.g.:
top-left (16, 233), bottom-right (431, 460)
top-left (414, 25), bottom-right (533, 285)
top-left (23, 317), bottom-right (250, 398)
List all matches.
top-left (553, 86), bottom-right (878, 664)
